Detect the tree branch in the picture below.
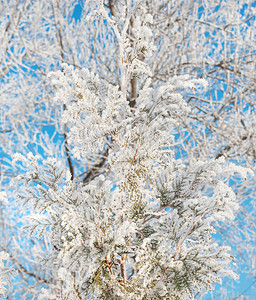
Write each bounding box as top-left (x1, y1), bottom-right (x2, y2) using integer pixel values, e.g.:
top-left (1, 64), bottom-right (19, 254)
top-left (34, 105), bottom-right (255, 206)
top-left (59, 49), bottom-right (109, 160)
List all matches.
top-left (109, 0), bottom-right (116, 17)
top-left (83, 148), bottom-right (109, 184)
top-left (63, 118), bottom-right (74, 181)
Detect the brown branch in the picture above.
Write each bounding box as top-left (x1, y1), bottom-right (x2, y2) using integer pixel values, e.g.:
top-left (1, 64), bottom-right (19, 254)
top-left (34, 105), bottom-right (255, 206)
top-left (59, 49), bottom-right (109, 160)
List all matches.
top-left (5, 249), bottom-right (50, 284)
top-left (142, 215), bottom-right (160, 224)
top-left (94, 268), bottom-right (103, 282)
top-left (120, 254), bottom-right (127, 282)
top-left (215, 134), bottom-right (250, 159)
top-left (0, 129), bottom-right (12, 133)
top-left (73, 274), bottom-right (82, 300)
top-left (130, 77), bottom-right (137, 108)
top-left (129, 16), bottom-right (137, 108)
top-left (105, 256), bottom-right (113, 274)
top-left (83, 148), bottom-right (109, 184)
top-left (109, 0), bottom-right (116, 17)
top-left (63, 116), bottom-right (74, 181)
